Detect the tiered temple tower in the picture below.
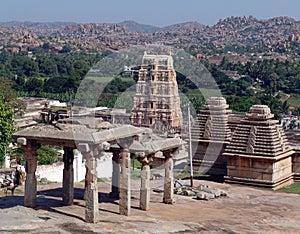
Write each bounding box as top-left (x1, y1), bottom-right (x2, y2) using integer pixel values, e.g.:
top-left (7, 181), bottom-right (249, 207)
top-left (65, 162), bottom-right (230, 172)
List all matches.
top-left (191, 97), bottom-right (232, 175)
top-left (224, 105), bottom-right (295, 189)
top-left (130, 53), bottom-right (182, 132)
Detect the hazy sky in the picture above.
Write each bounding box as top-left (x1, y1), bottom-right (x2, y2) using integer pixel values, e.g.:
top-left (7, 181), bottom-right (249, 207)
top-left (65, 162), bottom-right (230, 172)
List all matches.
top-left (1, 0), bottom-right (300, 26)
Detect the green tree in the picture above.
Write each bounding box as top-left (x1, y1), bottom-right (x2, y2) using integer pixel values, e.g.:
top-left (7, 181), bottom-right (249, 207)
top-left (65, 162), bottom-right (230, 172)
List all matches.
top-left (0, 96), bottom-right (14, 164)
top-left (37, 145), bottom-right (57, 165)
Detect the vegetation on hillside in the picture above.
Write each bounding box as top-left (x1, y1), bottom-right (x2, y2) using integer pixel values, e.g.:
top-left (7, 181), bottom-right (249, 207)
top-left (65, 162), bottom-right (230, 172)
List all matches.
top-left (0, 78), bottom-right (18, 164)
top-left (1, 48), bottom-right (300, 117)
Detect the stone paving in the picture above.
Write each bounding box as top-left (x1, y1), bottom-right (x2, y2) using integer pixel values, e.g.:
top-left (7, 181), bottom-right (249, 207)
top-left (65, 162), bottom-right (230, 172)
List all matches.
top-left (0, 179), bottom-right (300, 233)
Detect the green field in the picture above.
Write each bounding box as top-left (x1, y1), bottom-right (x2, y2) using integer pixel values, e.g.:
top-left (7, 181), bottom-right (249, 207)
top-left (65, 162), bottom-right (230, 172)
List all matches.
top-left (278, 182), bottom-right (300, 194)
top-left (287, 94), bottom-right (300, 108)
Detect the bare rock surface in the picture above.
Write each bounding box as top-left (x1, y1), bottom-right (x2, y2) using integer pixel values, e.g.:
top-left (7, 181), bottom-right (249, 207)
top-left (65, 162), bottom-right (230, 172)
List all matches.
top-left (0, 179), bottom-right (300, 233)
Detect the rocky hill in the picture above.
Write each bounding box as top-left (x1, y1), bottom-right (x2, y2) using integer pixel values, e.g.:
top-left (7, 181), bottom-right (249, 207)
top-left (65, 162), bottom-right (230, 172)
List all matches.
top-left (118, 20), bottom-right (160, 33)
top-left (1, 16), bottom-right (300, 58)
top-left (162, 21), bottom-right (204, 32)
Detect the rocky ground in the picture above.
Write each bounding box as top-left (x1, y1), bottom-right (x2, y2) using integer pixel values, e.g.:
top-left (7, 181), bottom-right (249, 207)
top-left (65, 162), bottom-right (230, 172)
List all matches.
top-left (0, 178), bottom-right (300, 233)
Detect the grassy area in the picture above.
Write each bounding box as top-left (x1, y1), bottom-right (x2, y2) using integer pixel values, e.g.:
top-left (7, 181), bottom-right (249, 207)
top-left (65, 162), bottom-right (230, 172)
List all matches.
top-left (278, 182), bottom-right (300, 194)
top-left (0, 187), bottom-right (23, 196)
top-left (287, 94), bottom-right (300, 108)
top-left (131, 170), bottom-right (141, 180)
top-left (85, 76), bottom-right (114, 83)
top-left (97, 177), bottom-right (111, 182)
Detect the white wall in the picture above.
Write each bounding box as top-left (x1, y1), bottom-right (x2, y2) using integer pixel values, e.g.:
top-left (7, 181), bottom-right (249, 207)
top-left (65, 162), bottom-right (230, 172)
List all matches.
top-left (35, 151), bottom-right (113, 182)
top-left (36, 162), bottom-right (64, 182)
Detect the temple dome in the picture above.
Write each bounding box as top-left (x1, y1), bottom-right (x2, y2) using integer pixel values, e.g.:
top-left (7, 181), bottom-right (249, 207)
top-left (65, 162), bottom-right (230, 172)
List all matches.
top-left (205, 96), bottom-right (229, 109)
top-left (246, 105), bottom-right (274, 120)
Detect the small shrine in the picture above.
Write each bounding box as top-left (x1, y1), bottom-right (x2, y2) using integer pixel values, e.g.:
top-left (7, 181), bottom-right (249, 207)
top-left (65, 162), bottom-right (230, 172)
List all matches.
top-left (191, 97), bottom-right (232, 175)
top-left (224, 105), bottom-right (295, 190)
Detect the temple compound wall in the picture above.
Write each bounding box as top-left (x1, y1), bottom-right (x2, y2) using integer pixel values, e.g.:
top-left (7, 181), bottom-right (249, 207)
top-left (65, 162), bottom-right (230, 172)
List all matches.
top-left (130, 53), bottom-right (182, 132)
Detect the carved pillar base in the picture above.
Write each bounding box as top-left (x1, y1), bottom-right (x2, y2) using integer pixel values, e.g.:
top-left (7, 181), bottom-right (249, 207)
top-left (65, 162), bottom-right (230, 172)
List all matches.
top-left (24, 173), bottom-right (37, 207)
top-left (119, 148), bottom-right (131, 216)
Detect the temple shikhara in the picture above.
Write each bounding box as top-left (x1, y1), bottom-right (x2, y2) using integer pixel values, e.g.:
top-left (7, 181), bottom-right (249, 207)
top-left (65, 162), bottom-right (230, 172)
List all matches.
top-left (130, 53), bottom-right (182, 132)
top-left (191, 97), bottom-right (232, 175)
top-left (224, 105), bottom-right (295, 189)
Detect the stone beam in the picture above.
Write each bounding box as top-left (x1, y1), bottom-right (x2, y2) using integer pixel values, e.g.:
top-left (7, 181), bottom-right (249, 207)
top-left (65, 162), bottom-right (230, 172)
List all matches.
top-left (119, 147), bottom-right (131, 216)
top-left (62, 146), bottom-right (74, 205)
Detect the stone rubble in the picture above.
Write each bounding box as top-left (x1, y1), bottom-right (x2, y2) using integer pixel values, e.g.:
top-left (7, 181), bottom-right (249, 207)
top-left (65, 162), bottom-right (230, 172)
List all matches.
top-left (174, 180), bottom-right (227, 200)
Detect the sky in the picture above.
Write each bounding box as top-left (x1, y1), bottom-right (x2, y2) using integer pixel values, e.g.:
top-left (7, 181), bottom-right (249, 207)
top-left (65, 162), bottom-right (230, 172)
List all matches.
top-left (1, 0), bottom-right (300, 27)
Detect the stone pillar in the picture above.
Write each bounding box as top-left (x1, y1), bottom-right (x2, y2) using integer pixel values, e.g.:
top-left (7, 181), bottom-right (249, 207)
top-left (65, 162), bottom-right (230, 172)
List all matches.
top-left (62, 146), bottom-right (74, 205)
top-left (22, 139), bottom-right (39, 208)
top-left (110, 150), bottom-right (120, 198)
top-left (139, 156), bottom-right (151, 211)
top-left (163, 151), bottom-right (175, 204)
top-left (119, 147), bottom-right (131, 216)
top-left (78, 143), bottom-right (99, 223)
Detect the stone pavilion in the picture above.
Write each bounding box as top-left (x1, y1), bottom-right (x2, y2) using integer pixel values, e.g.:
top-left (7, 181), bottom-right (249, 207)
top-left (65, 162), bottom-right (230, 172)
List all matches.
top-left (12, 123), bottom-right (182, 223)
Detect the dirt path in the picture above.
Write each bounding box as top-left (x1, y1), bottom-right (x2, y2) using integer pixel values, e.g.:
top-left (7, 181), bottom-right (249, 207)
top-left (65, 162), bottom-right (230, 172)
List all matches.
top-left (0, 179), bottom-right (300, 233)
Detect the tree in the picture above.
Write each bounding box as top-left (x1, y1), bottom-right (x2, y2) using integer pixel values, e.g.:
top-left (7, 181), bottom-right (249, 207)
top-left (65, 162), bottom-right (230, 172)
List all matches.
top-left (0, 77), bottom-right (25, 164)
top-left (0, 96), bottom-right (14, 164)
top-left (37, 145), bottom-right (57, 165)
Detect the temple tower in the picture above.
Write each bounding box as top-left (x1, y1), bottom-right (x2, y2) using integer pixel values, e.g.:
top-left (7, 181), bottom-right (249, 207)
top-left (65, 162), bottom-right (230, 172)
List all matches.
top-left (130, 53), bottom-right (182, 132)
top-left (224, 105), bottom-right (295, 190)
top-left (191, 97), bottom-right (232, 175)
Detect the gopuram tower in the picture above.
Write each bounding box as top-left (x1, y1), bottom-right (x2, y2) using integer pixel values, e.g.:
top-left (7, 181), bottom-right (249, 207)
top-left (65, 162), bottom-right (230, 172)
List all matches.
top-left (130, 53), bottom-right (182, 132)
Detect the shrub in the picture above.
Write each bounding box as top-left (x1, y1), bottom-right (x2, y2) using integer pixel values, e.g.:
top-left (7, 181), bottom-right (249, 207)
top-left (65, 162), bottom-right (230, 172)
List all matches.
top-left (37, 145), bottom-right (57, 165)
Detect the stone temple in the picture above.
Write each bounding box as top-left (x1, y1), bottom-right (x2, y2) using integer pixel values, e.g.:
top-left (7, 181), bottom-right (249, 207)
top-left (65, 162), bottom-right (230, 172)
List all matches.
top-left (130, 53), bottom-right (182, 132)
top-left (191, 97), bottom-right (232, 175)
top-left (224, 105), bottom-right (295, 189)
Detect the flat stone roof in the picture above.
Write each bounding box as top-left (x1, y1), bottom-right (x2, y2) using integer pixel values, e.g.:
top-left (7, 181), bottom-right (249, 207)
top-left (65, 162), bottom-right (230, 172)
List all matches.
top-left (13, 124), bottom-right (145, 146)
top-left (130, 137), bottom-right (183, 154)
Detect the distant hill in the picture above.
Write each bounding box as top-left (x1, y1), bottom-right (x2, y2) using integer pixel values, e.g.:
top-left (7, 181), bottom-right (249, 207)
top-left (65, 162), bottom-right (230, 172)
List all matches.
top-left (162, 21), bottom-right (204, 32)
top-left (118, 20), bottom-right (161, 33)
top-left (0, 21), bottom-right (75, 29)
top-left (1, 16), bottom-right (300, 58)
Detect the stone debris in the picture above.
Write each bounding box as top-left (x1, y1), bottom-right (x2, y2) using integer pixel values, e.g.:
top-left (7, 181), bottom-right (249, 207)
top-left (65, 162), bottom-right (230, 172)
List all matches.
top-left (150, 172), bottom-right (164, 180)
top-left (174, 180), bottom-right (227, 200)
top-left (39, 177), bottom-right (49, 184)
